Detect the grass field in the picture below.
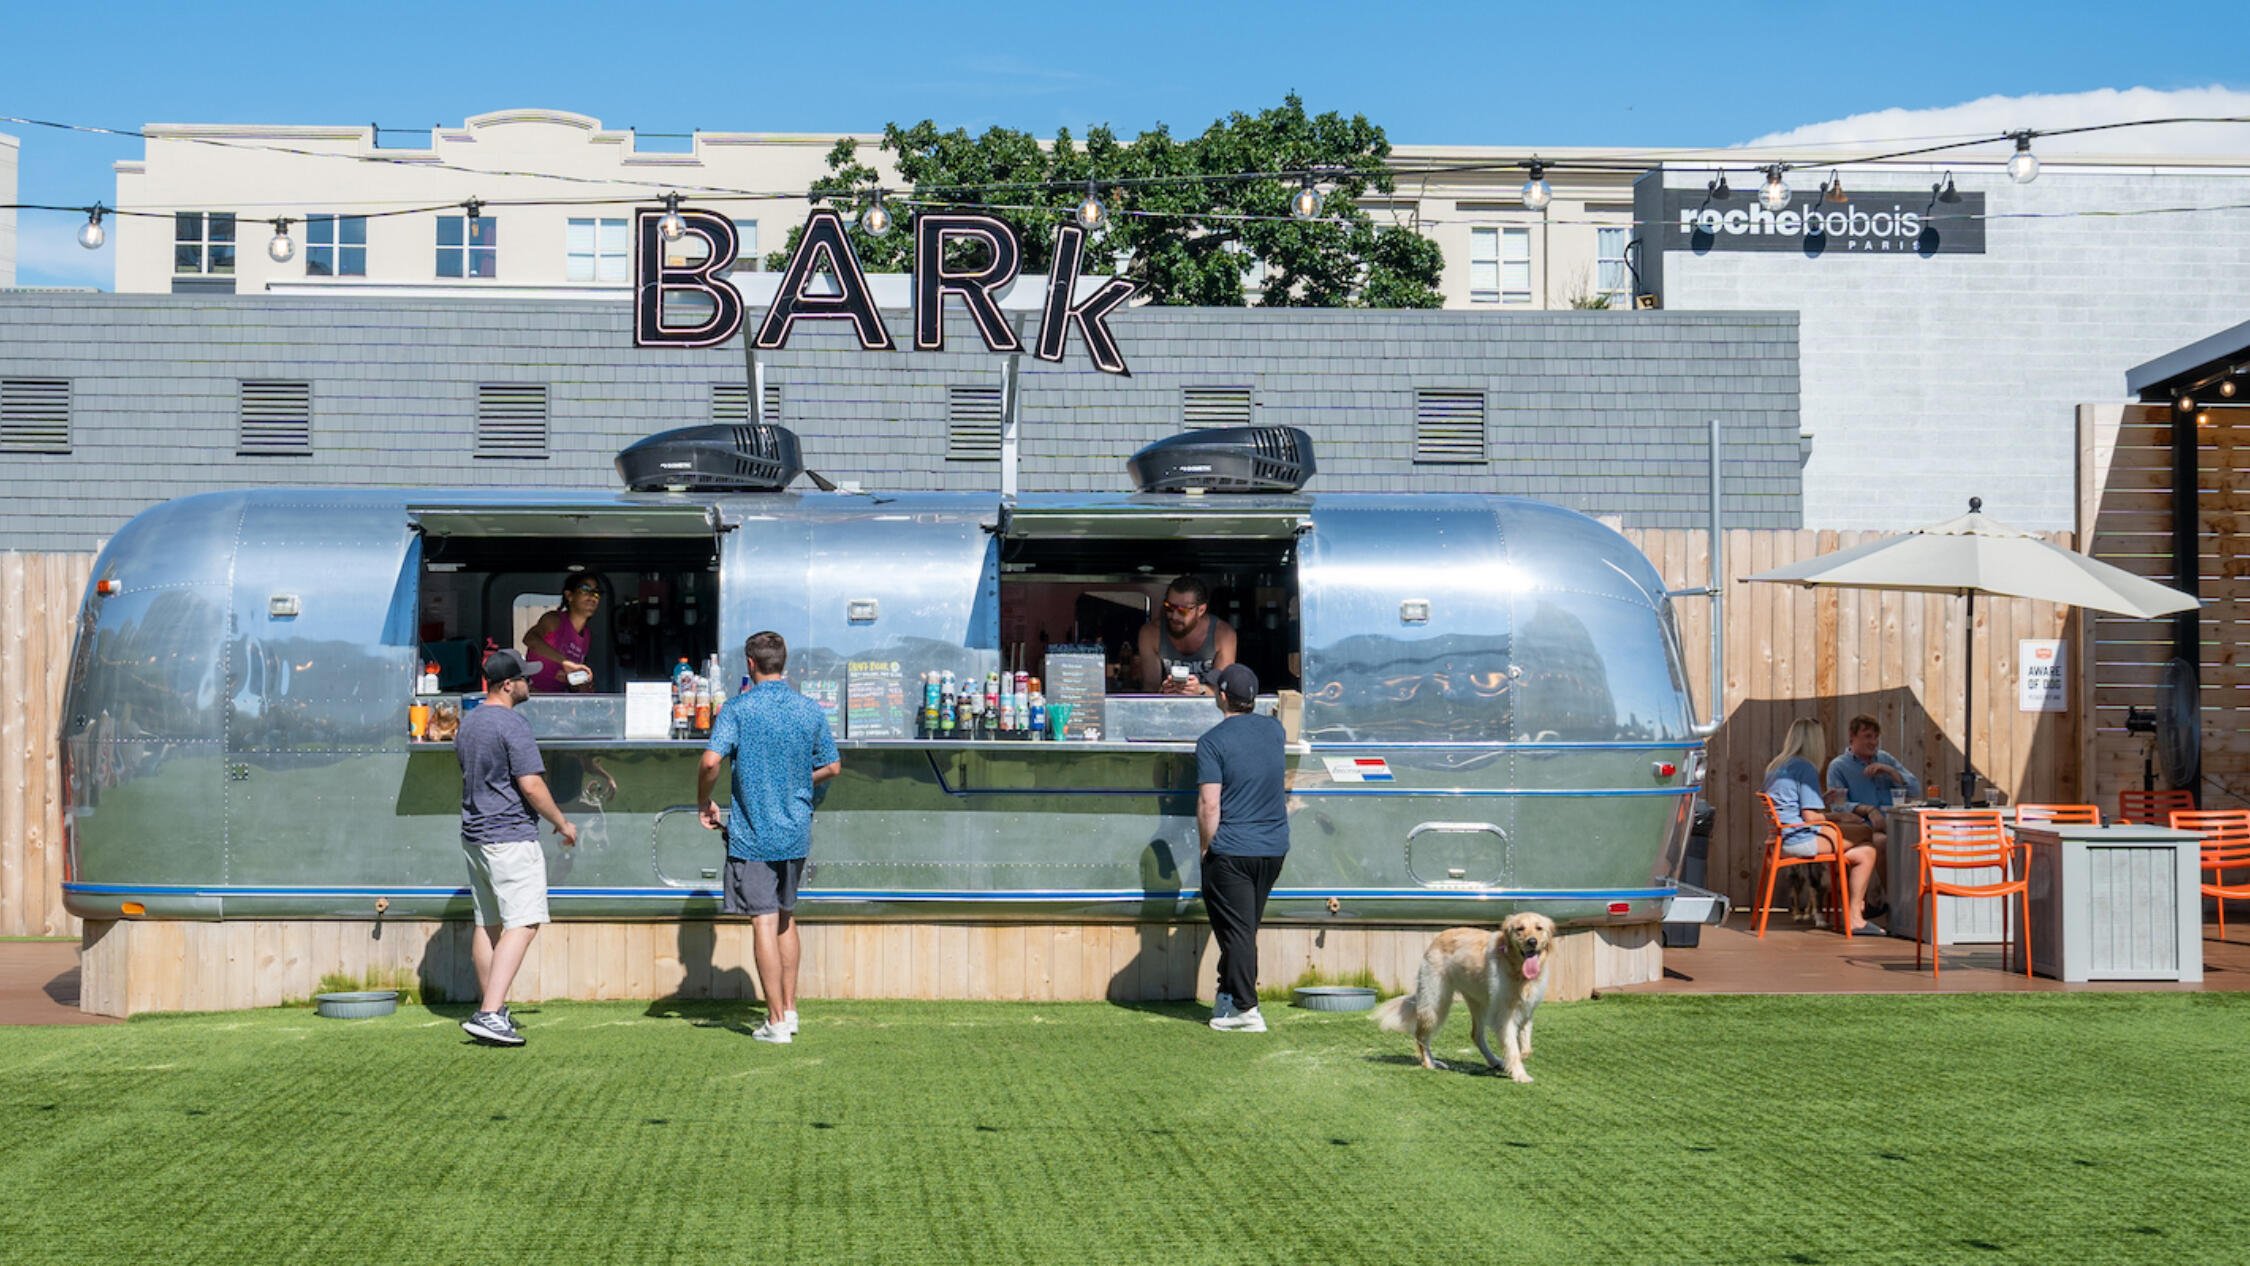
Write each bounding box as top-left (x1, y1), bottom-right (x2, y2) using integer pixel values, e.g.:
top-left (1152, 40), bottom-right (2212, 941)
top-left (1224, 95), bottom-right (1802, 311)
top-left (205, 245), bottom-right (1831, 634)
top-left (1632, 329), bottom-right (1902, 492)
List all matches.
top-left (3, 993), bottom-right (2247, 1264)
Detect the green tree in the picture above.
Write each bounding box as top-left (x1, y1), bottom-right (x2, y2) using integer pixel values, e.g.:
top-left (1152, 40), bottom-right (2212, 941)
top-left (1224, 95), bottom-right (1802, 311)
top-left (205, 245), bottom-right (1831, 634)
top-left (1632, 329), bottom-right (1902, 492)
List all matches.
top-left (763, 95), bottom-right (1442, 309)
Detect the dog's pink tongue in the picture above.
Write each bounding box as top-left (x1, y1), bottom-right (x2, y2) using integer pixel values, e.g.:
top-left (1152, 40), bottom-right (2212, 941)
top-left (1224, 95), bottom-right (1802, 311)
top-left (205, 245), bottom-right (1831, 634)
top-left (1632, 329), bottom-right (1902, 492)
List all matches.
top-left (1522, 953), bottom-right (1542, 981)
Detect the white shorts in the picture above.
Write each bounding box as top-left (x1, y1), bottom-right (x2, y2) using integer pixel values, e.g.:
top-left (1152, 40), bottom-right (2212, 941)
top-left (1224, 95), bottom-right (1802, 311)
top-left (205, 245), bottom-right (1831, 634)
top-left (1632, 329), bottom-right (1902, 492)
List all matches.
top-left (462, 839), bottom-right (550, 929)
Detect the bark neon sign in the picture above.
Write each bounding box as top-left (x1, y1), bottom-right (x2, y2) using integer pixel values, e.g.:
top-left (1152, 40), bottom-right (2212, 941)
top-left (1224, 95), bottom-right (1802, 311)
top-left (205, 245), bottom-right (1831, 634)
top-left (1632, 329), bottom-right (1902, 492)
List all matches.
top-left (633, 207), bottom-right (1139, 375)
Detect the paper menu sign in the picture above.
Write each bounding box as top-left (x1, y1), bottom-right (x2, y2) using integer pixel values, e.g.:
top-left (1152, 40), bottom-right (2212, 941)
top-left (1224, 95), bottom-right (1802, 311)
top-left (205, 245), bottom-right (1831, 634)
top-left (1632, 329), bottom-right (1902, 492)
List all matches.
top-left (626, 681), bottom-right (676, 740)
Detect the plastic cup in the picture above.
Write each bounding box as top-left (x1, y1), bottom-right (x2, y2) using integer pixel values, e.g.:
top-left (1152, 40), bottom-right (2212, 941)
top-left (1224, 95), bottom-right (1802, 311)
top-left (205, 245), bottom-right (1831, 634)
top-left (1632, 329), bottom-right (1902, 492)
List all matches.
top-left (1048, 703), bottom-right (1073, 739)
top-left (408, 703), bottom-right (432, 740)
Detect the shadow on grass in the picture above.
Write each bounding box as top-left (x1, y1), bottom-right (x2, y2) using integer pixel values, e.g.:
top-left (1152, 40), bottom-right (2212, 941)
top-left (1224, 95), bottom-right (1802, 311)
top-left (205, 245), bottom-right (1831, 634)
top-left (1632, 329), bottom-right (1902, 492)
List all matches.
top-left (643, 997), bottom-right (767, 1035)
top-left (1362, 1051), bottom-right (1509, 1077)
top-left (1106, 999), bottom-right (1212, 1025)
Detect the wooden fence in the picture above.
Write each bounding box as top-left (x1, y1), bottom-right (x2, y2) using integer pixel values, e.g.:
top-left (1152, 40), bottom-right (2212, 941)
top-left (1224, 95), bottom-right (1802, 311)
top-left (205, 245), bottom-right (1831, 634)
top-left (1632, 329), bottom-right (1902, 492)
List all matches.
top-left (0, 539), bottom-right (2083, 934)
top-left (1, 553), bottom-right (91, 938)
top-left (1623, 529), bottom-right (2079, 907)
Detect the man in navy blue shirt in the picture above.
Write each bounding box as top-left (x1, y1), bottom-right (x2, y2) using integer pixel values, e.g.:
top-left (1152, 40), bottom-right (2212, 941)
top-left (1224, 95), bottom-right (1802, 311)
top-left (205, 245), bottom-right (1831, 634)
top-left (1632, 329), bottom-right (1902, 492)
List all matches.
top-left (1195, 663), bottom-right (1289, 1033)
top-left (699, 631), bottom-right (841, 1044)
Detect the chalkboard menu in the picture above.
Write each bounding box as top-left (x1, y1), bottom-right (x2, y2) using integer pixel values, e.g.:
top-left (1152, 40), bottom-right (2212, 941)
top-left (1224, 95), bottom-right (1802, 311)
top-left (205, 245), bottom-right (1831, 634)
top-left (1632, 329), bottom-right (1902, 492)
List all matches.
top-left (1042, 652), bottom-right (1107, 741)
top-left (801, 676), bottom-right (844, 738)
top-left (846, 660), bottom-right (911, 739)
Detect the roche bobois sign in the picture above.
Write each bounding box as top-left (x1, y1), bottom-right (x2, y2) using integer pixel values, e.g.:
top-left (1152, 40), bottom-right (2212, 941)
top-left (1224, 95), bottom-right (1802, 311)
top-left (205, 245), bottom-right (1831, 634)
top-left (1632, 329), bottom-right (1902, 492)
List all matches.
top-left (1659, 189), bottom-right (1987, 256)
top-left (632, 207), bottom-right (1141, 375)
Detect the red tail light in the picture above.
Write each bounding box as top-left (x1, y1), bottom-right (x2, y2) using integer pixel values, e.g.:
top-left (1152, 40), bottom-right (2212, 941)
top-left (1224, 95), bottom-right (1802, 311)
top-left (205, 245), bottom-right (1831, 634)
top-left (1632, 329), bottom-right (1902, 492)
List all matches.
top-left (1608, 901), bottom-right (1631, 916)
top-left (95, 579), bottom-right (120, 596)
top-left (1653, 761), bottom-right (1677, 779)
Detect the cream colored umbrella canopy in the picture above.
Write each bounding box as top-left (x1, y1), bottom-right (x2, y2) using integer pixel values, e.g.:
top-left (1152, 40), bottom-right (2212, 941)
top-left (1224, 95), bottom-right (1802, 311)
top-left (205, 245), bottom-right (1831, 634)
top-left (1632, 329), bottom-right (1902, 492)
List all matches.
top-left (1746, 498), bottom-right (2198, 802)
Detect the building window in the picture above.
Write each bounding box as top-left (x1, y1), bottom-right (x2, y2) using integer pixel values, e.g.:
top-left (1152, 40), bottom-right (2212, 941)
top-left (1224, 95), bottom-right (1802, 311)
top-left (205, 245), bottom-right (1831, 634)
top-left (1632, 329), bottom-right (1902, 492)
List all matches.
top-left (1468, 227), bottom-right (1530, 304)
top-left (437, 215), bottom-right (498, 279)
top-left (1597, 227), bottom-right (1630, 303)
top-left (566, 218), bottom-right (630, 283)
top-left (174, 213), bottom-right (236, 275)
top-left (304, 215), bottom-right (367, 277)
top-left (731, 220), bottom-right (760, 272)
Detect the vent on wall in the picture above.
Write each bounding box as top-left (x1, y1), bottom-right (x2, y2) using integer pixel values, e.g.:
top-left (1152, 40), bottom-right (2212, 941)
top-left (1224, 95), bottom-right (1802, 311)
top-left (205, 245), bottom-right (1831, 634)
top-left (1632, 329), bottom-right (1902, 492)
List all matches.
top-left (238, 381), bottom-right (313, 455)
top-left (0, 378), bottom-right (71, 454)
top-left (1414, 388), bottom-right (1489, 464)
top-left (947, 385), bottom-right (1003, 460)
top-left (475, 384), bottom-right (550, 458)
top-left (1182, 385), bottom-right (1254, 428)
top-left (713, 382), bottom-right (783, 424)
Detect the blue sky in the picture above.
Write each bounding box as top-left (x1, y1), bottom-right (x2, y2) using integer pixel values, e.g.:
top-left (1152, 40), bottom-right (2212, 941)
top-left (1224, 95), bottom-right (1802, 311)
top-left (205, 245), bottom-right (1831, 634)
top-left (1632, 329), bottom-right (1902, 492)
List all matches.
top-left (6, 0), bottom-right (2247, 285)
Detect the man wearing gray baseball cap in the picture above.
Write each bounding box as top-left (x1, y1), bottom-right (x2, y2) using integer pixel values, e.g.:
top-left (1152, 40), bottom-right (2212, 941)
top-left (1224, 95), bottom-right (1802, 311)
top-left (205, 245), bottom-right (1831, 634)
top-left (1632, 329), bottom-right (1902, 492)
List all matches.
top-left (1195, 663), bottom-right (1289, 1032)
top-left (454, 649), bottom-right (577, 1046)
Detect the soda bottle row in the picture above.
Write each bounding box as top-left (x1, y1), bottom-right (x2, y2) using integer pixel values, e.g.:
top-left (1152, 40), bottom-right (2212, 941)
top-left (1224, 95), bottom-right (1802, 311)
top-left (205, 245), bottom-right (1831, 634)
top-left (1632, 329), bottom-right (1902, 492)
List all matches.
top-left (919, 669), bottom-right (1050, 740)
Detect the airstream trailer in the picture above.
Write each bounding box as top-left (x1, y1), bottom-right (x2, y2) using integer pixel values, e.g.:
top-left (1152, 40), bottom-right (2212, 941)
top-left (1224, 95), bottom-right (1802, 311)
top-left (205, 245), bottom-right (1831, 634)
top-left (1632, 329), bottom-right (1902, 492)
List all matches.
top-left (61, 458), bottom-right (1705, 931)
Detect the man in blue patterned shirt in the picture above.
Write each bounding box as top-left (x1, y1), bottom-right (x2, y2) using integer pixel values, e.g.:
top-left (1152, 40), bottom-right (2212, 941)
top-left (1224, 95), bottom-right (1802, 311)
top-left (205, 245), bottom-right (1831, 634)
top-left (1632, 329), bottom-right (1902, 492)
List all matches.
top-left (698, 631), bottom-right (842, 1044)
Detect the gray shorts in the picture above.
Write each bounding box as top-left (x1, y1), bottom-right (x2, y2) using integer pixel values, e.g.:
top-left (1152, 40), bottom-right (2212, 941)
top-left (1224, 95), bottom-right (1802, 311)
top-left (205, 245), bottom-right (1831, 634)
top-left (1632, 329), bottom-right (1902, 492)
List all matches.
top-left (722, 856), bottom-right (805, 916)
top-left (462, 839), bottom-right (550, 928)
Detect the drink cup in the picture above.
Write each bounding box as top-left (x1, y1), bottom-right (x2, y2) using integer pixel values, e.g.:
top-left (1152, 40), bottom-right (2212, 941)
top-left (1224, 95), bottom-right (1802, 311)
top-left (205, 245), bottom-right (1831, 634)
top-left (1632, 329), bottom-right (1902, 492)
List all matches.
top-left (1048, 703), bottom-right (1073, 739)
top-left (408, 703), bottom-right (431, 740)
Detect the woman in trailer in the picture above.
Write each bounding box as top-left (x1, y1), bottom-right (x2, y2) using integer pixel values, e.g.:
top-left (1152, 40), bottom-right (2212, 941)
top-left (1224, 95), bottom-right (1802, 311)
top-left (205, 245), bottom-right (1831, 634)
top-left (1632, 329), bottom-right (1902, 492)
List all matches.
top-left (524, 573), bottom-right (602, 693)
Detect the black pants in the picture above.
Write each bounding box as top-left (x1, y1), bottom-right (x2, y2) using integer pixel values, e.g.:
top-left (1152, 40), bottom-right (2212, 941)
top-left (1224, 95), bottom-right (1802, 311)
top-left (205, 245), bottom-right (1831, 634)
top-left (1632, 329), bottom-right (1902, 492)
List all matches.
top-left (1204, 852), bottom-right (1285, 1007)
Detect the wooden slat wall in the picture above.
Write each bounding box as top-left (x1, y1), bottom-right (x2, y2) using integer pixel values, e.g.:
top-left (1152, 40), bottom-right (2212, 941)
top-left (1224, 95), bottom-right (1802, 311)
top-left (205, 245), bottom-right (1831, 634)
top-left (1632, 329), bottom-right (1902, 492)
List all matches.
top-left (1622, 529), bottom-right (2079, 908)
top-left (2078, 402), bottom-right (2250, 814)
top-left (76, 918), bottom-right (1661, 1017)
top-left (0, 553), bottom-right (91, 938)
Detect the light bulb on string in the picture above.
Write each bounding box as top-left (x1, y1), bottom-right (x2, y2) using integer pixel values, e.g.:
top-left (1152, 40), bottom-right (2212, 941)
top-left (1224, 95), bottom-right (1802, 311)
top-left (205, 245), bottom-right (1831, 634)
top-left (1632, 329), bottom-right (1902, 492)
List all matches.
top-left (657, 192), bottom-right (687, 242)
top-left (1520, 159), bottom-right (1552, 211)
top-left (2221, 379), bottom-right (2239, 399)
top-left (1074, 181), bottom-right (1108, 232)
top-left (1759, 166), bottom-right (1790, 212)
top-left (2007, 132), bottom-right (2040, 184)
top-left (1707, 171), bottom-right (1731, 200)
top-left (1822, 171), bottom-right (1849, 205)
top-left (267, 218), bottom-right (296, 264)
top-left (1290, 174), bottom-right (1324, 221)
top-left (77, 205), bottom-right (106, 251)
top-left (858, 189), bottom-right (893, 237)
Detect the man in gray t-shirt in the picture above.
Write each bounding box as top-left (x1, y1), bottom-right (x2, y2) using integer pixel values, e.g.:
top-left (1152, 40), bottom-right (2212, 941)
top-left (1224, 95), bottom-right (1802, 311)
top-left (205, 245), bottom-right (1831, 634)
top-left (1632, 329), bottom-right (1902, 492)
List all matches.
top-left (1196, 663), bottom-right (1289, 1033)
top-left (454, 650), bottom-right (576, 1047)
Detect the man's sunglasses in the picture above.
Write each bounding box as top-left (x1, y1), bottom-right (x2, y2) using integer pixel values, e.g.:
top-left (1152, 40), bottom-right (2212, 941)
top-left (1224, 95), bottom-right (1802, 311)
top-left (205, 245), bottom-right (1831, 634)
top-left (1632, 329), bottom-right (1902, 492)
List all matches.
top-left (1161, 600), bottom-right (1203, 615)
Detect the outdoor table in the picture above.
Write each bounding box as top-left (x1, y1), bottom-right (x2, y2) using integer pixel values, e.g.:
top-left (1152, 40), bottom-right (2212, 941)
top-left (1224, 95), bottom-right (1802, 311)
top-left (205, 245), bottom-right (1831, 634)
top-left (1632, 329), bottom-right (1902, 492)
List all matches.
top-left (2017, 824), bottom-right (2205, 982)
top-left (1883, 807), bottom-right (2009, 945)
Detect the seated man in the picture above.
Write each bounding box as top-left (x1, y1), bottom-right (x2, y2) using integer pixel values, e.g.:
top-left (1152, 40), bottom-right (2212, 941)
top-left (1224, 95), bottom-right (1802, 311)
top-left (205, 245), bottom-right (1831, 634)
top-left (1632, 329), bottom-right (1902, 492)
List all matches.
top-left (1825, 714), bottom-right (1922, 848)
top-left (1135, 574), bottom-right (1238, 696)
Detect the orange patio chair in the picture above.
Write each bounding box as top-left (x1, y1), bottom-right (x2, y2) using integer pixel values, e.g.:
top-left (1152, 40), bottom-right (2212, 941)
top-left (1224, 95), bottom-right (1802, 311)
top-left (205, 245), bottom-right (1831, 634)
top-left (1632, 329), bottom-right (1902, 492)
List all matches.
top-left (1753, 792), bottom-right (1855, 940)
top-left (2169, 809), bottom-right (2250, 940)
top-left (2118, 788), bottom-right (2195, 825)
top-left (1916, 809), bottom-right (2032, 979)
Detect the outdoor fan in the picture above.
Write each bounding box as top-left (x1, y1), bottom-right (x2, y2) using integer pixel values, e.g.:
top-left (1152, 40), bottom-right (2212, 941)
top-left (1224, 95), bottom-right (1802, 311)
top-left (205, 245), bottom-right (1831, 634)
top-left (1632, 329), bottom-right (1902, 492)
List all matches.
top-left (2154, 656), bottom-right (2202, 792)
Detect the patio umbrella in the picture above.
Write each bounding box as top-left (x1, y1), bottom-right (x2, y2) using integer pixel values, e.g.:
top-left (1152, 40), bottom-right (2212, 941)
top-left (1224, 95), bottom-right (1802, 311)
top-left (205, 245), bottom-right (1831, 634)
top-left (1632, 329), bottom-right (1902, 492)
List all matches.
top-left (1745, 497), bottom-right (2199, 804)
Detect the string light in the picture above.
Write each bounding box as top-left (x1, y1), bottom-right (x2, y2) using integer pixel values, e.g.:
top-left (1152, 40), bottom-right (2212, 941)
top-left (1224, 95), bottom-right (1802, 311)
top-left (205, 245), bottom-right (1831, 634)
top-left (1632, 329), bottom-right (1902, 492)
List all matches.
top-left (2007, 132), bottom-right (2041, 184)
top-left (2221, 379), bottom-right (2240, 399)
top-left (266, 217), bottom-right (295, 263)
top-left (77, 204), bottom-right (106, 250)
top-left (1073, 181), bottom-right (1108, 232)
top-left (857, 189), bottom-right (894, 236)
top-left (1290, 174), bottom-right (1324, 220)
top-left (657, 191), bottom-right (687, 241)
top-left (1707, 171), bottom-right (1731, 200)
top-left (1520, 158), bottom-right (1552, 211)
top-left (1934, 172), bottom-right (1961, 203)
top-left (1759, 165), bottom-right (1791, 212)
top-left (1822, 171), bottom-right (1849, 205)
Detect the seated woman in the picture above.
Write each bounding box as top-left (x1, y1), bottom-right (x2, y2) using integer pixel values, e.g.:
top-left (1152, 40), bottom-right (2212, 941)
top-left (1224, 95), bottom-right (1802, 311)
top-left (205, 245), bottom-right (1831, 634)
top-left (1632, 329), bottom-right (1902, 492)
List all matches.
top-left (524, 574), bottom-right (601, 694)
top-left (1764, 717), bottom-right (1882, 933)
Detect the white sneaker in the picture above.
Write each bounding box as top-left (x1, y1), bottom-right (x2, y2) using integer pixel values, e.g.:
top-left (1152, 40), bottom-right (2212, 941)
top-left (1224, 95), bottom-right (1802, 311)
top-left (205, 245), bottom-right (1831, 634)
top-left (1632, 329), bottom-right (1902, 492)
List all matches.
top-left (780, 1010), bottom-right (799, 1036)
top-left (1210, 992), bottom-right (1238, 1021)
top-left (752, 1019), bottom-right (792, 1044)
top-left (1210, 1006), bottom-right (1266, 1033)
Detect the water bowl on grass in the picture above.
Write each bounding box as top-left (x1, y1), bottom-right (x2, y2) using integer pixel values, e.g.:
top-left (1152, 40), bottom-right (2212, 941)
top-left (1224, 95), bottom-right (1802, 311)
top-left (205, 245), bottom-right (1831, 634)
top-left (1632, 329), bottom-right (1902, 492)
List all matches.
top-left (314, 990), bottom-right (399, 1019)
top-left (1292, 986), bottom-right (1378, 1012)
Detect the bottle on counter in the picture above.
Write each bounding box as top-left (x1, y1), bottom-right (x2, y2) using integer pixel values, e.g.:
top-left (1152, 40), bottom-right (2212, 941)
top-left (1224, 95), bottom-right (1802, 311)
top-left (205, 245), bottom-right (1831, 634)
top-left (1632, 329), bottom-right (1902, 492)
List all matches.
top-left (1029, 692), bottom-right (1046, 741)
top-left (939, 671), bottom-right (957, 734)
top-left (694, 676), bottom-right (713, 736)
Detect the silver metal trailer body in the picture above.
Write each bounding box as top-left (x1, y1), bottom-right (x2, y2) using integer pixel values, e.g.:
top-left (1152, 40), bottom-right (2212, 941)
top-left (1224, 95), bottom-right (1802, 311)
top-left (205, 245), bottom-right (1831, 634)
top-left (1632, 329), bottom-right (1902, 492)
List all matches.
top-left (61, 488), bottom-right (1701, 928)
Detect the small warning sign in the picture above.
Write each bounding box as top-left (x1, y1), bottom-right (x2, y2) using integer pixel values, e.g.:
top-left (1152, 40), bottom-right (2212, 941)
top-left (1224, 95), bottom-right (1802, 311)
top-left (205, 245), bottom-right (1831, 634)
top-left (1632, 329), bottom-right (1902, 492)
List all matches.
top-left (1321, 756), bottom-right (1395, 783)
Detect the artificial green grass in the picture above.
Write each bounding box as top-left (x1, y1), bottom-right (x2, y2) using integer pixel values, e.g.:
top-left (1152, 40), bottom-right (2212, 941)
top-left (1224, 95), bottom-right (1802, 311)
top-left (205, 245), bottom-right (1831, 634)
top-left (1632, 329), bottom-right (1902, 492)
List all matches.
top-left (3, 993), bottom-right (2248, 1264)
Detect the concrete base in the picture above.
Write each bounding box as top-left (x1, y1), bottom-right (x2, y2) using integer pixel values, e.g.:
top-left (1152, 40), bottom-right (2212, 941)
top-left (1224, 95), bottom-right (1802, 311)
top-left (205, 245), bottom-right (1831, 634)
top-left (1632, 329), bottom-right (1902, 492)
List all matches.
top-left (78, 918), bottom-right (1662, 1017)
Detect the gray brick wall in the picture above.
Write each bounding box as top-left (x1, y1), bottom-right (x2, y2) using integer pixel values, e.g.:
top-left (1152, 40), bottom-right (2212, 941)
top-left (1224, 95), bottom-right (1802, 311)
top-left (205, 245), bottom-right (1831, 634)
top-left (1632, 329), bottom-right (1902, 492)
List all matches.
top-left (0, 294), bottom-right (1802, 550)
top-left (1646, 167), bottom-right (2250, 531)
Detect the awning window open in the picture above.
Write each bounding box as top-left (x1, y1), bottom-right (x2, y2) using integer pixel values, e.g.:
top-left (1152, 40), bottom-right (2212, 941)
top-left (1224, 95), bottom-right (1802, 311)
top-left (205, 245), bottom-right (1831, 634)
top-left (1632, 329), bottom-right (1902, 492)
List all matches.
top-left (1001, 501), bottom-right (1311, 542)
top-left (407, 506), bottom-right (719, 539)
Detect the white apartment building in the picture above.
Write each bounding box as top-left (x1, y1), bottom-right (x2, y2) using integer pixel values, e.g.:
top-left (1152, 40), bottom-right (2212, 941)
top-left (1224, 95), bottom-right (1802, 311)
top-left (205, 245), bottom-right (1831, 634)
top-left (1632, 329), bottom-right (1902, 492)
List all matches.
top-left (111, 109), bottom-right (1648, 308)
top-left (1, 130), bottom-right (19, 287)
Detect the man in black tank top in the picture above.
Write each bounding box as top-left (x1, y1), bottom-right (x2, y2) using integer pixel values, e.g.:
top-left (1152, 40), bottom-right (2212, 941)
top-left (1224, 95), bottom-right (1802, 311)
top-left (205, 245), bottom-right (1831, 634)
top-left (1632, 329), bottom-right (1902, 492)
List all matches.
top-left (1135, 574), bottom-right (1238, 695)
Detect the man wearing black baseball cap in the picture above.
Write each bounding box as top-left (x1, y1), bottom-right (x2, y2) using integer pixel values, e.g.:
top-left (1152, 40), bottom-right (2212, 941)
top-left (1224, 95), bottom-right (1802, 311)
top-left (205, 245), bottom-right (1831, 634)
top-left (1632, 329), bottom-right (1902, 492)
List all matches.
top-left (453, 649), bottom-right (577, 1046)
top-left (1195, 662), bottom-right (1289, 1032)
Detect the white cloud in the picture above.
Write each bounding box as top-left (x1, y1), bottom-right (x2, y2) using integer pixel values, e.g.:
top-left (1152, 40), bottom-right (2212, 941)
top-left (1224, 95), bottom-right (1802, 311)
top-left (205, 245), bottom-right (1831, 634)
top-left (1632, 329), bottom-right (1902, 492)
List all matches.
top-left (1742, 85), bottom-right (2250, 160)
top-left (11, 212), bottom-right (114, 290)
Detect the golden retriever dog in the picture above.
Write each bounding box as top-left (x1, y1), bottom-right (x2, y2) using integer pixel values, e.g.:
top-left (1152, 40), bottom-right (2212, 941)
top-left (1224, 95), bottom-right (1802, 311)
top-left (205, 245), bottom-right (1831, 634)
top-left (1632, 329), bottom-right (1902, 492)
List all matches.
top-left (1372, 912), bottom-right (1555, 1082)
